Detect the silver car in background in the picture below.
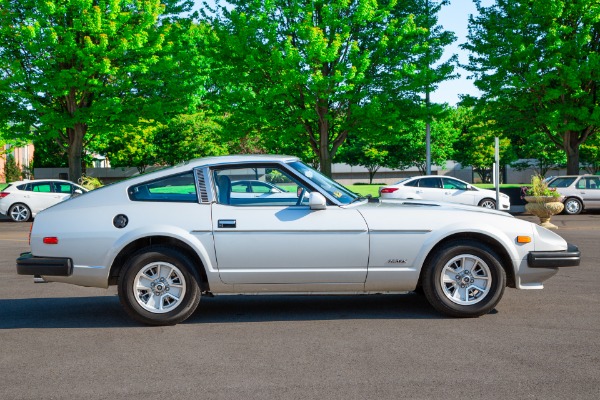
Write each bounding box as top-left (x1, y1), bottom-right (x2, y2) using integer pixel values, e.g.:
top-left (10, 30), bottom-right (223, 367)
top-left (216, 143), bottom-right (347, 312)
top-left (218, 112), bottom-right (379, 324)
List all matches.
top-left (547, 175), bottom-right (600, 215)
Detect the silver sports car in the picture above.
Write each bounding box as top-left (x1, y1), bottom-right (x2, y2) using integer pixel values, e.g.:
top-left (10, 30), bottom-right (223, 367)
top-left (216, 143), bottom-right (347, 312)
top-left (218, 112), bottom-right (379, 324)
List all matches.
top-left (17, 155), bottom-right (580, 325)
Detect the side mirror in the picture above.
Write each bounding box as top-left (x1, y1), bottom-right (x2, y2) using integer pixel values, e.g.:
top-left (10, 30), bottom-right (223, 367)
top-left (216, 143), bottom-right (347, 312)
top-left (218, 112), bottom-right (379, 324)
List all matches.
top-left (72, 189), bottom-right (83, 197)
top-left (308, 192), bottom-right (327, 210)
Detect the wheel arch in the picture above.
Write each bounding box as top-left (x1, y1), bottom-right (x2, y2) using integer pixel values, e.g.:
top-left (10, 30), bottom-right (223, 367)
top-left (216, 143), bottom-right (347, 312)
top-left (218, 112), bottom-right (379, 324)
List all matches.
top-left (418, 232), bottom-right (516, 289)
top-left (108, 236), bottom-right (210, 291)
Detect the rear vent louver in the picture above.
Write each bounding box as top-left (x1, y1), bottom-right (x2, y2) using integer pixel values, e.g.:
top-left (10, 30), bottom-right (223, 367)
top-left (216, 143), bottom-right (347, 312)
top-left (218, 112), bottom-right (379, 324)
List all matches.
top-left (195, 170), bottom-right (210, 203)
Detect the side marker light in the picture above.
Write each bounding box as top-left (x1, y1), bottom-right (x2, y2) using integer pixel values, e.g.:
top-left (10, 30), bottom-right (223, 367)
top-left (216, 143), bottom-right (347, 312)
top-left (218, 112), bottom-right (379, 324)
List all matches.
top-left (43, 237), bottom-right (59, 245)
top-left (517, 236), bottom-right (532, 244)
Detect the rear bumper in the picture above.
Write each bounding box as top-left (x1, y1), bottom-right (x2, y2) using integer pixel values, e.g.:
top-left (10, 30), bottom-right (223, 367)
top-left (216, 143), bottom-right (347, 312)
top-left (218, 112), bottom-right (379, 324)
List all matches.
top-left (16, 252), bottom-right (73, 276)
top-left (528, 243), bottom-right (580, 268)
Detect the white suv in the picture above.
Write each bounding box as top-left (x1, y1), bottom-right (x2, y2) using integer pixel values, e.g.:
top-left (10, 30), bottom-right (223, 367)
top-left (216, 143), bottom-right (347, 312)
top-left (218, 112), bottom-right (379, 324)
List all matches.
top-left (0, 179), bottom-right (87, 222)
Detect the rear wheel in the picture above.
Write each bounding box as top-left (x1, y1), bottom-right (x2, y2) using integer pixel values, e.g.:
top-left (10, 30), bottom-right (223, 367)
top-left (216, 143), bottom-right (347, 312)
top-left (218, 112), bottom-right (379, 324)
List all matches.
top-left (478, 198), bottom-right (496, 209)
top-left (563, 197), bottom-right (582, 215)
top-left (422, 240), bottom-right (506, 317)
top-left (8, 203), bottom-right (31, 222)
top-left (118, 246), bottom-right (201, 325)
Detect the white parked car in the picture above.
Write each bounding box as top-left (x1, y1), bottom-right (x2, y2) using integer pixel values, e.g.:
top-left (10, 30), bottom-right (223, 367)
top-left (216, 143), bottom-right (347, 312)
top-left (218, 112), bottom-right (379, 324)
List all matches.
top-left (379, 176), bottom-right (511, 210)
top-left (17, 155), bottom-right (578, 325)
top-left (0, 179), bottom-right (88, 222)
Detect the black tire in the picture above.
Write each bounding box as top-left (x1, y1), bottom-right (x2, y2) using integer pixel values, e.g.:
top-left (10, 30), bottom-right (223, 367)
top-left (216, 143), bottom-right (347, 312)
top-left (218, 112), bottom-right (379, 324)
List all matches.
top-left (422, 240), bottom-right (506, 318)
top-left (118, 246), bottom-right (201, 326)
top-left (8, 203), bottom-right (31, 222)
top-left (563, 197), bottom-right (582, 215)
top-left (478, 198), bottom-right (496, 209)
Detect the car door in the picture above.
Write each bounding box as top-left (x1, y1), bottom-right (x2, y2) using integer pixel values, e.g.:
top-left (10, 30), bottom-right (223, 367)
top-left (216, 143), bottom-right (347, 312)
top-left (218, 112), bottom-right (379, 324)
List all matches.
top-left (441, 177), bottom-right (476, 205)
top-left (26, 182), bottom-right (63, 213)
top-left (577, 177), bottom-right (600, 208)
top-left (416, 177), bottom-right (445, 201)
top-left (210, 165), bottom-right (369, 285)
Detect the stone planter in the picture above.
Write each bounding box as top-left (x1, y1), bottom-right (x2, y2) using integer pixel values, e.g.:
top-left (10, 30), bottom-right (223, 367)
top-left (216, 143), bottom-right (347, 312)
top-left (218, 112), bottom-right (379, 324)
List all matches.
top-left (524, 196), bottom-right (564, 229)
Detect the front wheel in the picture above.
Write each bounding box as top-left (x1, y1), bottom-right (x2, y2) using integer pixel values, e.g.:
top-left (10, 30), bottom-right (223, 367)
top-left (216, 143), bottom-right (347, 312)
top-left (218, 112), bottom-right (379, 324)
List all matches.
top-left (422, 240), bottom-right (506, 317)
top-left (478, 198), bottom-right (496, 209)
top-left (118, 246), bottom-right (201, 325)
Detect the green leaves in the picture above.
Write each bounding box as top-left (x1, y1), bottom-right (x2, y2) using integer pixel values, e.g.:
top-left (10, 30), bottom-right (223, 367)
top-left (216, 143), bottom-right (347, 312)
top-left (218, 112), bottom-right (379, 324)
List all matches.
top-left (463, 0), bottom-right (600, 174)
top-left (204, 0), bottom-right (456, 175)
top-left (0, 0), bottom-right (207, 181)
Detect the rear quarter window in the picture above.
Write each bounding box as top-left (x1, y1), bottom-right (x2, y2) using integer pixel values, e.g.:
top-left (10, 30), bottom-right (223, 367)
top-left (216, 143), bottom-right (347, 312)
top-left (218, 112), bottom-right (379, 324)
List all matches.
top-left (128, 172), bottom-right (198, 203)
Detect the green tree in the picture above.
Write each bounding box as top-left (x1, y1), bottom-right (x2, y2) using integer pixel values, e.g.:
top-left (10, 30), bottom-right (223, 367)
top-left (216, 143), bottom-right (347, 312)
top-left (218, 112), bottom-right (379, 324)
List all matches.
top-left (462, 0), bottom-right (600, 175)
top-left (92, 120), bottom-right (162, 174)
top-left (580, 134), bottom-right (600, 174)
top-left (3, 153), bottom-right (22, 182)
top-left (0, 0), bottom-right (205, 182)
top-left (510, 132), bottom-right (567, 177)
top-left (390, 109), bottom-right (459, 174)
top-left (203, 0), bottom-right (456, 176)
top-left (336, 133), bottom-right (391, 184)
top-left (154, 112), bottom-right (228, 166)
top-left (452, 106), bottom-right (515, 183)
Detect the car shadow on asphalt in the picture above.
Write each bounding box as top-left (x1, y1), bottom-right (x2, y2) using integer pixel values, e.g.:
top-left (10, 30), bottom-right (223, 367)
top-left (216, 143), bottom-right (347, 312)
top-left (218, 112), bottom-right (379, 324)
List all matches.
top-left (0, 293), bottom-right (445, 329)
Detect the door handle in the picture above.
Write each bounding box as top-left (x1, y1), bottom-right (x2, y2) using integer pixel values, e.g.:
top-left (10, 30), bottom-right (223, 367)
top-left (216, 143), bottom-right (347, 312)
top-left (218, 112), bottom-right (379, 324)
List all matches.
top-left (218, 219), bottom-right (236, 228)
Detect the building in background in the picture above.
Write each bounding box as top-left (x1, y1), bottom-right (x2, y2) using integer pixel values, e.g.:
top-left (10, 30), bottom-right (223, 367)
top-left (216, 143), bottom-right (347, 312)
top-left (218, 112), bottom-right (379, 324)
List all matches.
top-left (1, 144), bottom-right (34, 182)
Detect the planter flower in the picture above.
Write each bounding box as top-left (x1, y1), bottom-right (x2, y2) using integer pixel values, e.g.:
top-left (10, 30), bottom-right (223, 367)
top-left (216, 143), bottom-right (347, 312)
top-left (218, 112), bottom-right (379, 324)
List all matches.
top-left (522, 175), bottom-right (563, 229)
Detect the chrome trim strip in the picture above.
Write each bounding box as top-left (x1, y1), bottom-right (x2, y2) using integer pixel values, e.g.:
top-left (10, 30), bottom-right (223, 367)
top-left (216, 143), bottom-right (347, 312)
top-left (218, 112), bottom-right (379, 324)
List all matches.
top-left (369, 229), bottom-right (432, 234)
top-left (214, 229), bottom-right (368, 233)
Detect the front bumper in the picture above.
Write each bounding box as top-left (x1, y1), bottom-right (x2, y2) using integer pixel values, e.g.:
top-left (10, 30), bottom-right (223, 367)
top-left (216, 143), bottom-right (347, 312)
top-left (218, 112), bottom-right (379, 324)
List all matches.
top-left (16, 252), bottom-right (73, 276)
top-left (528, 243), bottom-right (580, 268)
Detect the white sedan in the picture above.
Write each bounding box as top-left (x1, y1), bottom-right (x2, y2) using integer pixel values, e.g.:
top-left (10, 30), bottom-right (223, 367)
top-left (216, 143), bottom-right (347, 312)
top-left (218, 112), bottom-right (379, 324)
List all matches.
top-left (0, 179), bottom-right (87, 222)
top-left (17, 155), bottom-right (578, 325)
top-left (379, 175), bottom-right (511, 210)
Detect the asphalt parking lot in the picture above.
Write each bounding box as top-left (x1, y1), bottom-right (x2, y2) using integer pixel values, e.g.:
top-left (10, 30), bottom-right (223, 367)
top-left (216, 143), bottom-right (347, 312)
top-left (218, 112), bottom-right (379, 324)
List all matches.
top-left (1, 212), bottom-right (599, 400)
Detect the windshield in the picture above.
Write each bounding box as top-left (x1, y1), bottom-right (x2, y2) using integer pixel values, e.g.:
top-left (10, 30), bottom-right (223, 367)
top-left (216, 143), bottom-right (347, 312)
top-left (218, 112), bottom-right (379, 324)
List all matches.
top-left (288, 161), bottom-right (359, 205)
top-left (548, 177), bottom-right (577, 188)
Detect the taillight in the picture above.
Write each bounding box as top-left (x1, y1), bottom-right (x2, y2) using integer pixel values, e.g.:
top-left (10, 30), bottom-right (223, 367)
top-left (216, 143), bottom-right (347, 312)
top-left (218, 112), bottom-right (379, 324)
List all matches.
top-left (29, 223), bottom-right (33, 245)
top-left (380, 188), bottom-right (399, 194)
top-left (43, 237), bottom-right (59, 245)
top-left (0, 192), bottom-right (10, 198)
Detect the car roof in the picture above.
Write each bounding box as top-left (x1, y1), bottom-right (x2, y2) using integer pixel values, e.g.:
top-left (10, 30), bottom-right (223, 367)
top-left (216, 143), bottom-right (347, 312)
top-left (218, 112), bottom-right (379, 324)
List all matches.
top-left (551, 175), bottom-right (596, 178)
top-left (8, 179), bottom-right (82, 185)
top-left (183, 154), bottom-right (300, 168)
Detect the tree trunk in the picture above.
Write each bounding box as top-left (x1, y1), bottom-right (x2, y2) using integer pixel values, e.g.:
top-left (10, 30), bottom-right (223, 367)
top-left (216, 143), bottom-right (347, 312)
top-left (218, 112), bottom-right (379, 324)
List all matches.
top-left (67, 123), bottom-right (87, 183)
top-left (317, 100), bottom-right (332, 177)
top-left (564, 131), bottom-right (581, 175)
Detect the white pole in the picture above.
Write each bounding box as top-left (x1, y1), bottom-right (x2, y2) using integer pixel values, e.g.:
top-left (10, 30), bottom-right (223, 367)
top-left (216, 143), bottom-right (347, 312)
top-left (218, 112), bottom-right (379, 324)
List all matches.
top-left (495, 137), bottom-right (500, 210)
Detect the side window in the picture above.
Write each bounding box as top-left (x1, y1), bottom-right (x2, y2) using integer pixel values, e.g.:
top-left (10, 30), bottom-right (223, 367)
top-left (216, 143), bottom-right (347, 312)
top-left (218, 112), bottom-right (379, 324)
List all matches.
top-left (443, 178), bottom-right (468, 190)
top-left (419, 178), bottom-right (442, 188)
top-left (213, 166), bottom-right (308, 207)
top-left (231, 181), bottom-right (250, 193)
top-left (580, 177), bottom-right (600, 190)
top-left (17, 183), bottom-right (30, 191)
top-left (404, 179), bottom-right (419, 187)
top-left (128, 172), bottom-right (197, 202)
top-left (31, 182), bottom-right (53, 193)
top-left (54, 183), bottom-right (75, 194)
